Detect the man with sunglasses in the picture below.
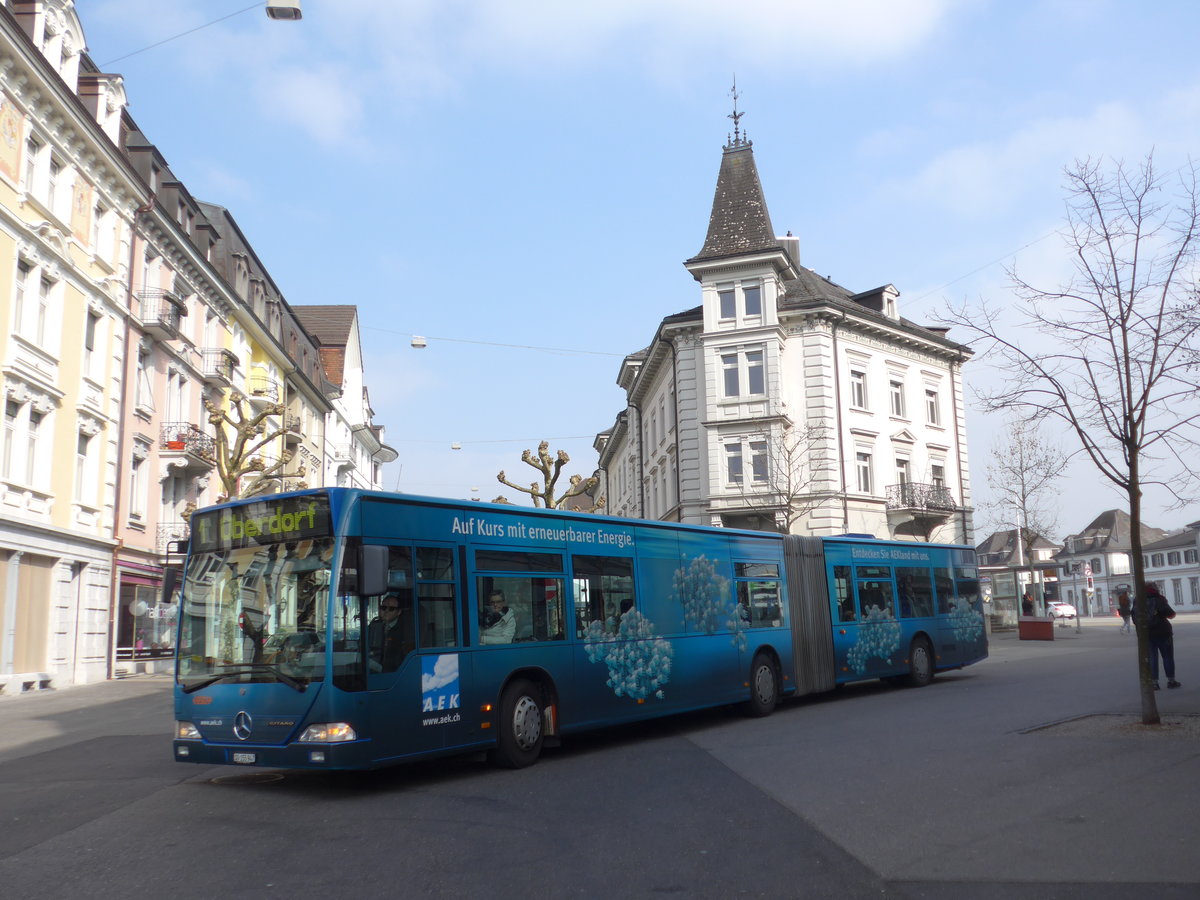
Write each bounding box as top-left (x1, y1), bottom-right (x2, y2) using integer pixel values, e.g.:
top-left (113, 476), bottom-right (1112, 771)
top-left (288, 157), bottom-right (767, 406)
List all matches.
top-left (368, 591), bottom-right (411, 672)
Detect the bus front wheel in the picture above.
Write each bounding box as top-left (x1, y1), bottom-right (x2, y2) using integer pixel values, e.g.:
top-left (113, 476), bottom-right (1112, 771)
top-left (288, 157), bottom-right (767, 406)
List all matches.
top-left (906, 637), bottom-right (934, 688)
top-left (491, 678), bottom-right (544, 768)
top-left (743, 653), bottom-right (778, 717)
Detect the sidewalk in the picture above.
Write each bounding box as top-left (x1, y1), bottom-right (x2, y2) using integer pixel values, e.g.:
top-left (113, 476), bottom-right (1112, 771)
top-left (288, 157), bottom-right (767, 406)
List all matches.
top-left (0, 673), bottom-right (172, 763)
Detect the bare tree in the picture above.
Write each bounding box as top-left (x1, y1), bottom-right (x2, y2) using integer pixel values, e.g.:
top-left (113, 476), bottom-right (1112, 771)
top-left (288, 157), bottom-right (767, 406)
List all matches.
top-left (495, 441), bottom-right (605, 511)
top-left (203, 392), bottom-right (304, 502)
top-left (984, 419), bottom-right (1067, 570)
top-left (733, 424), bottom-right (832, 533)
top-left (941, 153), bottom-right (1200, 724)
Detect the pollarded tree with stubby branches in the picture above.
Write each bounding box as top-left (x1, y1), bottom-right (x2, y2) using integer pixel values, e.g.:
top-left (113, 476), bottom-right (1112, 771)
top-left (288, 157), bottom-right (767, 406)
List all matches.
top-left (941, 153), bottom-right (1200, 726)
top-left (495, 441), bottom-right (605, 511)
top-left (203, 392), bottom-right (305, 503)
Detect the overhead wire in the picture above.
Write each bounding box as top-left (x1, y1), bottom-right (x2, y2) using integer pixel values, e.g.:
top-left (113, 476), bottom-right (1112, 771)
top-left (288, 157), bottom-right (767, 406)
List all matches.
top-left (98, 2), bottom-right (263, 67)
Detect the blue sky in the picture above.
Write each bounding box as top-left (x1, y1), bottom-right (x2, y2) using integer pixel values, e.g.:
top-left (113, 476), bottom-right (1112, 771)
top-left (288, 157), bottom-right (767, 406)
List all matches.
top-left (81, 0), bottom-right (1200, 535)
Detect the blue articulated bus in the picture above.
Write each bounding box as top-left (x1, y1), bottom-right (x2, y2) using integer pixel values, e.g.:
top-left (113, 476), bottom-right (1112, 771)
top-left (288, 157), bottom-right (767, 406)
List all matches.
top-left (172, 489), bottom-right (987, 770)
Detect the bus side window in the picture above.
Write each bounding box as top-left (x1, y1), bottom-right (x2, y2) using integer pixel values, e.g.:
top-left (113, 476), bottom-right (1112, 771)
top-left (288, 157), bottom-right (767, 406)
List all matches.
top-left (896, 566), bottom-right (935, 618)
top-left (572, 555), bottom-right (635, 637)
top-left (954, 567), bottom-right (980, 611)
top-left (478, 574), bottom-right (568, 643)
top-left (856, 566), bottom-right (894, 617)
top-left (934, 567), bottom-right (955, 614)
top-left (833, 565), bottom-right (856, 622)
top-left (416, 547), bottom-right (458, 648)
top-left (735, 562), bottom-right (781, 627)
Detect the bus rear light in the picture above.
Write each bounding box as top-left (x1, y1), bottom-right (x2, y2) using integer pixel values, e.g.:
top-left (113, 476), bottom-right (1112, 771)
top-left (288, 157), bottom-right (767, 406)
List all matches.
top-left (480, 721), bottom-right (491, 729)
top-left (480, 703), bottom-right (493, 713)
top-left (298, 723), bottom-right (357, 743)
top-left (177, 721), bottom-right (201, 740)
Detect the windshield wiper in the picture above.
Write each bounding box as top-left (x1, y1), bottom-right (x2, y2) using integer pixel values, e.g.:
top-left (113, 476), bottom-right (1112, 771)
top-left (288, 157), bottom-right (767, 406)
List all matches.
top-left (181, 663), bottom-right (307, 694)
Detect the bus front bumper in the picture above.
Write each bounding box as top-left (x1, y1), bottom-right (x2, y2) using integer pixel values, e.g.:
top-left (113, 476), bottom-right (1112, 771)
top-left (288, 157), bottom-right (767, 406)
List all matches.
top-left (173, 739), bottom-right (372, 770)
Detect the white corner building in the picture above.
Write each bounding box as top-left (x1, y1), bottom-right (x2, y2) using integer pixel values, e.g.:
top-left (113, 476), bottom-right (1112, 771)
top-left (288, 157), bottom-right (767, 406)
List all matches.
top-left (596, 130), bottom-right (974, 543)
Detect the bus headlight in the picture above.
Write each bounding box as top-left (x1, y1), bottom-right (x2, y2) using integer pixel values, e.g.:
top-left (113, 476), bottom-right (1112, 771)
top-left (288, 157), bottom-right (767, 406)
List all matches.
top-left (176, 721), bottom-right (201, 740)
top-left (297, 722), bottom-right (357, 743)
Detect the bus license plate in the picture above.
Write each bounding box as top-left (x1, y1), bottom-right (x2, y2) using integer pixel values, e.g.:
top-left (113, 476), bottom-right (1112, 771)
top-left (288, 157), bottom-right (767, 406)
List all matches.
top-left (232, 752), bottom-right (256, 765)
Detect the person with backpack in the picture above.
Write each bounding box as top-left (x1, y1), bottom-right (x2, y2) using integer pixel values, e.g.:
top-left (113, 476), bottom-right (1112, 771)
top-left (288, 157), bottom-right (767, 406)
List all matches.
top-left (1135, 582), bottom-right (1180, 689)
top-left (1117, 590), bottom-right (1132, 634)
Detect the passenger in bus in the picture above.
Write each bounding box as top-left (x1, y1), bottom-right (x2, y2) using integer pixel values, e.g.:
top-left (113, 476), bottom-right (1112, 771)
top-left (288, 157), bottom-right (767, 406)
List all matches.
top-left (481, 590), bottom-right (516, 644)
top-left (368, 591), bottom-right (411, 672)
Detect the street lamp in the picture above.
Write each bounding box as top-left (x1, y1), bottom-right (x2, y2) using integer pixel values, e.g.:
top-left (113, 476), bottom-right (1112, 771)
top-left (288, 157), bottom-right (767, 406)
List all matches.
top-left (266, 1), bottom-right (303, 20)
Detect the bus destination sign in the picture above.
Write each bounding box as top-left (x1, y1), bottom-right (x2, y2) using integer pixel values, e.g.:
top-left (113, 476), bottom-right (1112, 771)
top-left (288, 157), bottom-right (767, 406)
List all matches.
top-left (192, 494), bottom-right (332, 552)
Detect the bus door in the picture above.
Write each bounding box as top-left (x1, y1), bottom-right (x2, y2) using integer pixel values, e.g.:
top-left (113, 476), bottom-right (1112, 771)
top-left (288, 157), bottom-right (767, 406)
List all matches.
top-left (935, 564), bottom-right (984, 667)
top-left (365, 544), bottom-right (471, 762)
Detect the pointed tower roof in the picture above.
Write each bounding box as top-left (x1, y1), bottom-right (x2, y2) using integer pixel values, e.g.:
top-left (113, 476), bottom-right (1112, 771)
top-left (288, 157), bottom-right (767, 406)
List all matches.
top-left (687, 138), bottom-right (783, 264)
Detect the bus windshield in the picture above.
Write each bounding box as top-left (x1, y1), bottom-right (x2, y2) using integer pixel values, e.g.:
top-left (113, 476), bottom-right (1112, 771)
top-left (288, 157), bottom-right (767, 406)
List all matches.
top-left (177, 495), bottom-right (338, 693)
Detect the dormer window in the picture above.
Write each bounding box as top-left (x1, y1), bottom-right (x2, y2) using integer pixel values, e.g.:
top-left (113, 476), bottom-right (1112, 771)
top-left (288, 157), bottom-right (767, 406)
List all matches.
top-left (719, 288), bottom-right (735, 319)
top-left (716, 282), bottom-right (764, 323)
top-left (744, 285), bottom-right (762, 316)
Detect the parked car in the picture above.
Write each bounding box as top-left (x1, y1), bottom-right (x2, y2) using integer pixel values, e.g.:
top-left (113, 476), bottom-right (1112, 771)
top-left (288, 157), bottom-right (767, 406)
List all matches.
top-left (1046, 601), bottom-right (1077, 619)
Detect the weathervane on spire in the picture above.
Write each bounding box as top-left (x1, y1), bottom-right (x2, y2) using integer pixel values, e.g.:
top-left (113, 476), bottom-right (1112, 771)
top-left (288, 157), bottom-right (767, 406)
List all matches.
top-left (727, 77), bottom-right (748, 147)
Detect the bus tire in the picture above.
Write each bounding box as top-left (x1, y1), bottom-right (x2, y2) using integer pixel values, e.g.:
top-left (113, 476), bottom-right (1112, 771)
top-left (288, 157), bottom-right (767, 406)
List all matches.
top-left (491, 678), bottom-right (544, 768)
top-left (743, 653), bottom-right (778, 718)
top-left (906, 637), bottom-right (934, 688)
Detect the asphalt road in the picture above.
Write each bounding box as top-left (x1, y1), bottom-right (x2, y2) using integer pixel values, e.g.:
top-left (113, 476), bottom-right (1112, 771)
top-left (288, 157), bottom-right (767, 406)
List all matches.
top-left (1, 616), bottom-right (1197, 899)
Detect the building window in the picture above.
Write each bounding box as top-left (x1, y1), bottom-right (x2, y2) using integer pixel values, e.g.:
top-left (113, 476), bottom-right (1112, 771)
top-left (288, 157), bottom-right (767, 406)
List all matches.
top-left (719, 288), bottom-right (735, 319)
top-left (84, 310), bottom-right (101, 373)
top-left (13, 260), bottom-right (30, 332)
top-left (725, 443), bottom-right (743, 486)
top-left (749, 440), bottom-right (768, 484)
top-left (1167, 551), bottom-right (1181, 566)
top-left (856, 451), bottom-right (873, 493)
top-left (1190, 577), bottom-right (1198, 606)
top-left (1172, 579), bottom-right (1183, 605)
top-left (37, 277), bottom-right (52, 345)
top-left (721, 348), bottom-right (765, 398)
top-left (743, 285), bottom-right (762, 316)
top-left (925, 389), bottom-right (941, 425)
top-left (1186, 550), bottom-right (1198, 564)
top-left (47, 157), bottom-right (62, 216)
top-left (1090, 557), bottom-right (1102, 575)
top-left (2, 399), bottom-right (16, 480)
top-left (130, 454), bottom-right (146, 520)
top-left (726, 439), bottom-right (769, 487)
top-left (931, 463), bottom-right (946, 489)
top-left (850, 370), bottom-right (867, 409)
top-left (895, 457), bottom-right (910, 485)
top-left (1152, 553), bottom-right (1164, 567)
top-left (26, 409), bottom-right (43, 485)
top-left (23, 136), bottom-right (40, 192)
top-left (889, 380), bottom-right (906, 417)
top-left (75, 432), bottom-right (91, 502)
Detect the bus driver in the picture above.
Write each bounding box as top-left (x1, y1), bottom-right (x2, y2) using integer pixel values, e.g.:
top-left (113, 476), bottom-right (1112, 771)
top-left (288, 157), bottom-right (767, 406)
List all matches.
top-left (480, 589), bottom-right (516, 644)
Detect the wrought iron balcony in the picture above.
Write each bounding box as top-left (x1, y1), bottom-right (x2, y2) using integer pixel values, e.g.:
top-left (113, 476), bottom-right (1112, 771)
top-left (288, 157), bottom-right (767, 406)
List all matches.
top-left (201, 348), bottom-right (238, 386)
top-left (885, 482), bottom-right (956, 512)
top-left (160, 422), bottom-right (214, 468)
top-left (246, 374), bottom-right (280, 403)
top-left (137, 288), bottom-right (186, 340)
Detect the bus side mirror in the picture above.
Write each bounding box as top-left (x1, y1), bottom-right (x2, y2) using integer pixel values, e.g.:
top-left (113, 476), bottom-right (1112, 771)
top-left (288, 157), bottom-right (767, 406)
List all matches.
top-left (161, 567), bottom-right (179, 605)
top-left (358, 545), bottom-right (389, 597)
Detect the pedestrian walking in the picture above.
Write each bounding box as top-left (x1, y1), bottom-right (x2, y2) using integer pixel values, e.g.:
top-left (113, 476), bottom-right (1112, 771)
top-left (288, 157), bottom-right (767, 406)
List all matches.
top-left (1134, 582), bottom-right (1180, 689)
top-left (1117, 590), bottom-right (1132, 634)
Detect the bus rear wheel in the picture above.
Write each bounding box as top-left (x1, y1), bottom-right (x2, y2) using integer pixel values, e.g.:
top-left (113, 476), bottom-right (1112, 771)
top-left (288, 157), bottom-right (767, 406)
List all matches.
top-left (491, 678), bottom-right (544, 768)
top-left (743, 653), bottom-right (778, 718)
top-left (906, 637), bottom-right (934, 688)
